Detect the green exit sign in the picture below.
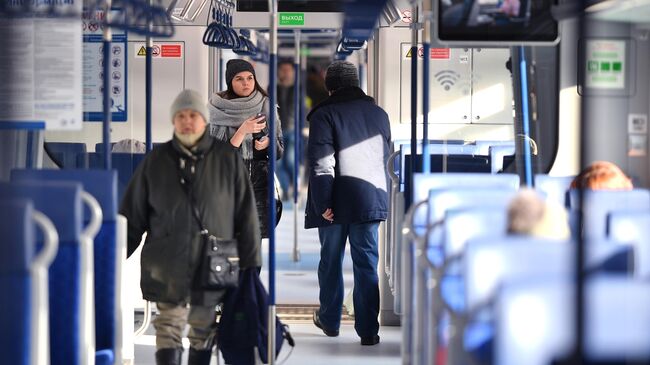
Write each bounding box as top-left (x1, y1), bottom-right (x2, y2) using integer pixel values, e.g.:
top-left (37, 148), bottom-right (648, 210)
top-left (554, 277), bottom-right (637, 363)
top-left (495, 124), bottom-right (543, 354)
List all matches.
top-left (279, 13), bottom-right (304, 26)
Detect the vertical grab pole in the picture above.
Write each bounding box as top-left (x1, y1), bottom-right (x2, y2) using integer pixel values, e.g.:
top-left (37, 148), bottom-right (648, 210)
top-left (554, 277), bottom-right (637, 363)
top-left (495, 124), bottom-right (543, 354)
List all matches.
top-left (518, 46), bottom-right (533, 186)
top-left (422, 3), bottom-right (430, 175)
top-left (409, 4), bottom-right (418, 192)
top-left (218, 49), bottom-right (225, 91)
top-left (405, 3), bottom-right (418, 364)
top-left (102, 1), bottom-right (112, 169)
top-left (292, 30), bottom-right (301, 262)
top-left (145, 0), bottom-right (153, 153)
top-left (268, 0), bottom-right (278, 363)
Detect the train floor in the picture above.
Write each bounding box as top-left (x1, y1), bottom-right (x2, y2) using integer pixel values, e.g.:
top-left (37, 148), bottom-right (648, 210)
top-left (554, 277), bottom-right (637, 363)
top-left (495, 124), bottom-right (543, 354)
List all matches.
top-left (131, 203), bottom-right (401, 364)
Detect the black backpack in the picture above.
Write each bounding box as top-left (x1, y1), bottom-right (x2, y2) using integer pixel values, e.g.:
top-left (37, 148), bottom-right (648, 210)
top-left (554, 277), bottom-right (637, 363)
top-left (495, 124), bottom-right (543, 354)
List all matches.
top-left (218, 268), bottom-right (294, 364)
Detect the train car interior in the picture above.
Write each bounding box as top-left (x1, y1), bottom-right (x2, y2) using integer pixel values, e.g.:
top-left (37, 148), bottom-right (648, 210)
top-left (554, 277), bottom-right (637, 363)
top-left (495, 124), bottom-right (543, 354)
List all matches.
top-left (1, 0), bottom-right (650, 364)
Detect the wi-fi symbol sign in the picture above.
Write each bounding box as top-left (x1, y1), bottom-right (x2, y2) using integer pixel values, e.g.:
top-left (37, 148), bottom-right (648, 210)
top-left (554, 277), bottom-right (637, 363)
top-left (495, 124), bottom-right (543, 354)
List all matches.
top-left (435, 70), bottom-right (460, 91)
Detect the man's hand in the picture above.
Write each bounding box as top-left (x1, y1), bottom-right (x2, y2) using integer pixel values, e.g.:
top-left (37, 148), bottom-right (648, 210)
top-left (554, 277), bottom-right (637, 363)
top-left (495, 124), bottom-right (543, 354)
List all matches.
top-left (322, 208), bottom-right (334, 222)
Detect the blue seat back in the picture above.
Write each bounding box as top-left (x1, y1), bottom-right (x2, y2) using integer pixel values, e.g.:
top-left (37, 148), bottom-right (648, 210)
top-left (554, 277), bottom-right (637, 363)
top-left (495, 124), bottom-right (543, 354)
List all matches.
top-left (426, 186), bottom-right (517, 227)
top-left (474, 140), bottom-right (515, 155)
top-left (609, 211), bottom-right (650, 278)
top-left (400, 143), bottom-right (484, 186)
top-left (0, 199), bottom-right (35, 365)
top-left (464, 237), bottom-right (571, 311)
top-left (443, 207), bottom-right (508, 257)
top-left (0, 181), bottom-right (83, 365)
top-left (534, 174), bottom-right (574, 206)
top-left (45, 142), bottom-right (87, 169)
top-left (11, 169), bottom-right (119, 354)
top-left (464, 237), bottom-right (632, 311)
top-left (496, 277), bottom-right (650, 365)
top-left (489, 145), bottom-right (516, 173)
top-left (569, 189), bottom-right (650, 238)
top-left (84, 152), bottom-right (146, 201)
top-left (413, 173), bottom-right (519, 210)
top-left (95, 142), bottom-right (116, 153)
top-left (422, 188), bottom-right (516, 266)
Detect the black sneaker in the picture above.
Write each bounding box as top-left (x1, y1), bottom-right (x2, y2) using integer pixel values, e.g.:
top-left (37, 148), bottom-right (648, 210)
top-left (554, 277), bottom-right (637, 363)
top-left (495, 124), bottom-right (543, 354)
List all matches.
top-left (312, 311), bottom-right (339, 337)
top-left (360, 335), bottom-right (380, 346)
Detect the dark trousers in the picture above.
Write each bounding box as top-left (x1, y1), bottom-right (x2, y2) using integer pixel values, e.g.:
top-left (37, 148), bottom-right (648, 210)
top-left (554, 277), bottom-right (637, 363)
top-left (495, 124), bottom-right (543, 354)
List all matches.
top-left (317, 221), bottom-right (380, 338)
top-left (277, 132), bottom-right (295, 199)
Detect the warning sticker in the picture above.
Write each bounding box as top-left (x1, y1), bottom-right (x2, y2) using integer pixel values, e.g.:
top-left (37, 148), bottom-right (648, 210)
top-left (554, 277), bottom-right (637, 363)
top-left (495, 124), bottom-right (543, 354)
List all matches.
top-left (161, 44), bottom-right (182, 58)
top-left (134, 43), bottom-right (183, 59)
top-left (402, 44), bottom-right (450, 60)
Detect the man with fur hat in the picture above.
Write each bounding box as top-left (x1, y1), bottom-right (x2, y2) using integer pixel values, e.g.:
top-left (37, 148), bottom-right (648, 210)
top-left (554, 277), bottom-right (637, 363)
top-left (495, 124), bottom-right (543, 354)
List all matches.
top-left (120, 89), bottom-right (262, 365)
top-left (305, 61), bottom-right (391, 346)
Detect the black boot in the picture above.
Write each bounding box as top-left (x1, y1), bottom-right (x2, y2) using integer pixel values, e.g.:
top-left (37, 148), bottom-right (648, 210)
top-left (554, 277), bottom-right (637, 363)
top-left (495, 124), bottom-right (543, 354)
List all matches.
top-left (188, 348), bottom-right (212, 365)
top-left (155, 348), bottom-right (183, 365)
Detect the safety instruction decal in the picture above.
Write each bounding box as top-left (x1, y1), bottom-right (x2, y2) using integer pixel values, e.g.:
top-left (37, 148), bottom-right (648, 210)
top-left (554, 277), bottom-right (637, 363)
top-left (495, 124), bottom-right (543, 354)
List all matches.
top-left (134, 43), bottom-right (184, 59)
top-left (83, 9), bottom-right (128, 122)
top-left (402, 44), bottom-right (450, 60)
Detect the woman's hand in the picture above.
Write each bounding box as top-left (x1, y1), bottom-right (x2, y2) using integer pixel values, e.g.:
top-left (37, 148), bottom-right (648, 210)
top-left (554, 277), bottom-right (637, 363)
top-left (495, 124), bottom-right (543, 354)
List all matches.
top-left (238, 114), bottom-right (266, 135)
top-left (254, 136), bottom-right (269, 150)
top-left (230, 114), bottom-right (266, 148)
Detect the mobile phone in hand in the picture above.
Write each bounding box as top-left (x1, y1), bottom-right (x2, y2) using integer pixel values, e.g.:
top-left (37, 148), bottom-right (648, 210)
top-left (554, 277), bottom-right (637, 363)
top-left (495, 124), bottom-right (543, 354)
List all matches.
top-left (254, 113), bottom-right (268, 141)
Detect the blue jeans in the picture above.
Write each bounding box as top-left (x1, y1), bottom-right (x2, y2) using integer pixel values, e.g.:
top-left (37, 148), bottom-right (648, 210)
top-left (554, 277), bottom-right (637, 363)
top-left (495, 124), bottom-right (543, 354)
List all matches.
top-left (317, 221), bottom-right (380, 338)
top-left (277, 132), bottom-right (295, 199)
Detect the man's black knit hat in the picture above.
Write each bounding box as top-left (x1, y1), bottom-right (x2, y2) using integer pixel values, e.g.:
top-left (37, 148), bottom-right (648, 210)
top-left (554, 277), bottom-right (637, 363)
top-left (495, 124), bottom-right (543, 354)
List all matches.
top-left (226, 59), bottom-right (256, 88)
top-left (324, 61), bottom-right (359, 92)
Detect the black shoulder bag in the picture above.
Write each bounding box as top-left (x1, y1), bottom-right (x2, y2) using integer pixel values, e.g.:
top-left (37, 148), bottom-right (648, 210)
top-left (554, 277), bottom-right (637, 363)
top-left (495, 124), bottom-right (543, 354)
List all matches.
top-left (176, 150), bottom-right (240, 291)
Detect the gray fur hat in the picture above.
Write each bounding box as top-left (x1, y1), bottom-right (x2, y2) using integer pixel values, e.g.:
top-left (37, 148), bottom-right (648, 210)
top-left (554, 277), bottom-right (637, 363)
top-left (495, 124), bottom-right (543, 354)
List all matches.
top-left (325, 61), bottom-right (359, 92)
top-left (170, 89), bottom-right (208, 123)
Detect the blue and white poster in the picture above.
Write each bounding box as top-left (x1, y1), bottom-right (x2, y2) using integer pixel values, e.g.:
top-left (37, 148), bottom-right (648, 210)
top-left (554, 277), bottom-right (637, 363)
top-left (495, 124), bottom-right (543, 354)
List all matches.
top-left (83, 9), bottom-right (127, 122)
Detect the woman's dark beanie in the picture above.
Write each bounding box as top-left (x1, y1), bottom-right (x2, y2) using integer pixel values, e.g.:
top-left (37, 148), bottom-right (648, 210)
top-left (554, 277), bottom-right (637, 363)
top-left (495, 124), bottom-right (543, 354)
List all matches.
top-left (226, 59), bottom-right (256, 88)
top-left (324, 61), bottom-right (359, 92)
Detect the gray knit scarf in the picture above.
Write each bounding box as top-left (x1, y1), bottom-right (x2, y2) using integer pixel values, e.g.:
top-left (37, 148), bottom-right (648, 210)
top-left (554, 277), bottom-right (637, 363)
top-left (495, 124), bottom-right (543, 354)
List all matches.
top-left (208, 90), bottom-right (268, 160)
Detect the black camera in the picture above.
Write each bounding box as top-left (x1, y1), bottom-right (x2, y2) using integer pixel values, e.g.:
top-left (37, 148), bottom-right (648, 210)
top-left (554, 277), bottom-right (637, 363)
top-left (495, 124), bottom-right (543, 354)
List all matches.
top-left (253, 113), bottom-right (269, 141)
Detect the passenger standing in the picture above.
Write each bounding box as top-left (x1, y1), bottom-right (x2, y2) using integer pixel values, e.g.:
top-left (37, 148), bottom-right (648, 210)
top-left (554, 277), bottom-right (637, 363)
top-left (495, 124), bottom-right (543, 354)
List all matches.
top-left (276, 60), bottom-right (296, 201)
top-left (305, 61), bottom-right (391, 346)
top-left (120, 89), bottom-right (261, 365)
top-left (209, 59), bottom-right (284, 238)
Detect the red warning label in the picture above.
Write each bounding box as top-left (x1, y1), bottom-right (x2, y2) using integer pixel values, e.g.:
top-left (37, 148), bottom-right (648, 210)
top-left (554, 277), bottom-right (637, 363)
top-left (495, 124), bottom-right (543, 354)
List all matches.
top-left (161, 44), bottom-right (182, 58)
top-left (430, 48), bottom-right (450, 59)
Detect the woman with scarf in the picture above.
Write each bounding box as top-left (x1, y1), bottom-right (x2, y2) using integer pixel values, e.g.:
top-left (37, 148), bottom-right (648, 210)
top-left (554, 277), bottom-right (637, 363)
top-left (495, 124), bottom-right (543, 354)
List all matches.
top-left (209, 59), bottom-right (284, 238)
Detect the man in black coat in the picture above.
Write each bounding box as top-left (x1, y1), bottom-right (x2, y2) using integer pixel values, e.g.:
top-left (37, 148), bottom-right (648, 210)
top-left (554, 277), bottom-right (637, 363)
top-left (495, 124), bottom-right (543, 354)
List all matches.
top-left (120, 89), bottom-right (261, 365)
top-left (305, 61), bottom-right (391, 346)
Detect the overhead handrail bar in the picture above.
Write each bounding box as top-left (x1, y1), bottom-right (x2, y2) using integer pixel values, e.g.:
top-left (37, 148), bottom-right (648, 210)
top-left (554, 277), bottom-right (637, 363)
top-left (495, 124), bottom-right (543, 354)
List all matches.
top-left (184, 0), bottom-right (210, 22)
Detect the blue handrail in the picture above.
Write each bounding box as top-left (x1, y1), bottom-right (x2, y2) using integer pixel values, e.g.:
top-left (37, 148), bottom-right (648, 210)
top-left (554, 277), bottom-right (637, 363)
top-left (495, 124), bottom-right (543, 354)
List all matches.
top-left (103, 11), bottom-right (112, 170)
top-left (293, 34), bottom-right (300, 205)
top-left (409, 40), bottom-right (418, 194)
top-left (145, 35), bottom-right (153, 153)
top-left (422, 42), bottom-right (430, 174)
top-left (518, 46), bottom-right (533, 186)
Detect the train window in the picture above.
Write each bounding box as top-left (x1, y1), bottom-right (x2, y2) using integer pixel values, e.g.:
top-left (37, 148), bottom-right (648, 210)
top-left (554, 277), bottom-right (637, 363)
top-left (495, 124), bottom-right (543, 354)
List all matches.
top-left (236, 0), bottom-right (343, 12)
top-left (435, 0), bottom-right (559, 45)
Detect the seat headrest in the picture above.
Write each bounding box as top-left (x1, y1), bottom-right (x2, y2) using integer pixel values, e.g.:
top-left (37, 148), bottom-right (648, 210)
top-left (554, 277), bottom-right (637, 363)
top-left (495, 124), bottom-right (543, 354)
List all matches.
top-left (0, 199), bottom-right (35, 273)
top-left (12, 169), bottom-right (118, 220)
top-left (0, 181), bottom-right (82, 242)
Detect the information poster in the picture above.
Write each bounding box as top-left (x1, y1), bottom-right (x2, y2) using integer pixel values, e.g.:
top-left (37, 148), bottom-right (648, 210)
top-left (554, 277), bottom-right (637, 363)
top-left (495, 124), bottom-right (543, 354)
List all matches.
top-left (585, 40), bottom-right (625, 90)
top-left (83, 9), bottom-right (127, 122)
top-left (0, 7), bottom-right (83, 130)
